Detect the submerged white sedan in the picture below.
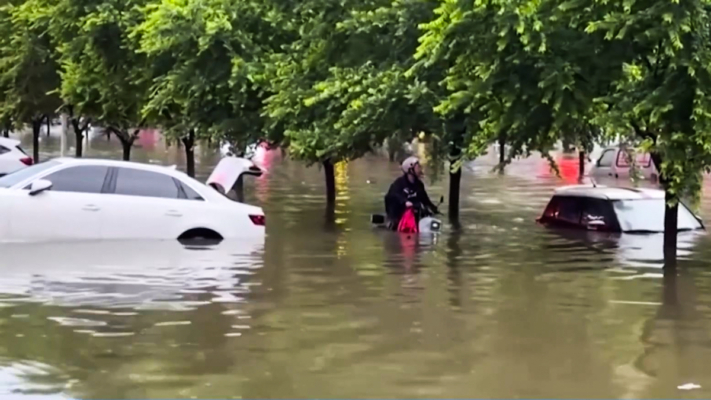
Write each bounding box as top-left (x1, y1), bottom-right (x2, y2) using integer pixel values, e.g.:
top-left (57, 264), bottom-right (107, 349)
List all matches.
top-left (0, 157), bottom-right (265, 242)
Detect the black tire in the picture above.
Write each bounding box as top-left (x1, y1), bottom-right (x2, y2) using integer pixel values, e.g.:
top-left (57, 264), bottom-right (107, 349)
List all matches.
top-left (178, 228), bottom-right (223, 242)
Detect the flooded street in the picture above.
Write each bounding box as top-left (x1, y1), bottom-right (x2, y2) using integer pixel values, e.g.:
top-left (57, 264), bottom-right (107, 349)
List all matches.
top-left (3, 131), bottom-right (711, 398)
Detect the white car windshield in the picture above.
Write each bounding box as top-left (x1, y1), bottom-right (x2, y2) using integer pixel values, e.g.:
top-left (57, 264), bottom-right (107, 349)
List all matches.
top-left (0, 160), bottom-right (60, 188)
top-left (612, 199), bottom-right (702, 232)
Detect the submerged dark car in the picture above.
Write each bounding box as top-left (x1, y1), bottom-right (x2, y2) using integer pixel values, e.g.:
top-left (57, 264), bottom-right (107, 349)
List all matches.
top-left (538, 185), bottom-right (705, 233)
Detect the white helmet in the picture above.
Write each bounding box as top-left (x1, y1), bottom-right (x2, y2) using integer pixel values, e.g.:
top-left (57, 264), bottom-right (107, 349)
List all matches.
top-left (401, 156), bottom-right (420, 174)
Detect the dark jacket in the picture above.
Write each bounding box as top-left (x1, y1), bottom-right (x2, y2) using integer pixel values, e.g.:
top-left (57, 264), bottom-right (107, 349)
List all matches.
top-left (384, 175), bottom-right (436, 225)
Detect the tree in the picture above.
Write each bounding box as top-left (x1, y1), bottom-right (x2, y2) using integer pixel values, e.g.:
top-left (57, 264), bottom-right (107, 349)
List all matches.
top-left (134, 0), bottom-right (281, 177)
top-left (55, 0), bottom-right (151, 161)
top-left (0, 0), bottom-right (62, 163)
top-left (264, 0), bottom-right (441, 212)
top-left (584, 0), bottom-right (711, 266)
top-left (416, 0), bottom-right (605, 175)
top-left (414, 0), bottom-right (592, 224)
top-left (419, 0), bottom-right (711, 265)
top-left (65, 104), bottom-right (91, 157)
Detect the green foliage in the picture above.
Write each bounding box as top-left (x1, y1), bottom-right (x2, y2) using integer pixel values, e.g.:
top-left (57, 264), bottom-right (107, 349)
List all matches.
top-left (133, 0), bottom-right (283, 149)
top-left (52, 0), bottom-right (151, 142)
top-left (416, 0), bottom-right (604, 169)
top-left (263, 0), bottom-right (441, 166)
top-left (0, 0), bottom-right (61, 128)
top-left (584, 0), bottom-right (711, 204)
top-left (417, 0), bottom-right (711, 208)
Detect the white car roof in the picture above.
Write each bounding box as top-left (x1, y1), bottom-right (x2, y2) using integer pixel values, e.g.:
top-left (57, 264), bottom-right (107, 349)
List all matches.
top-left (553, 184), bottom-right (665, 200)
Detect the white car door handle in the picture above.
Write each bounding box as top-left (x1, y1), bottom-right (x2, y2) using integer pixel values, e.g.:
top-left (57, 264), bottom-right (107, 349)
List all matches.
top-left (83, 204), bottom-right (100, 212)
top-left (165, 210), bottom-right (182, 217)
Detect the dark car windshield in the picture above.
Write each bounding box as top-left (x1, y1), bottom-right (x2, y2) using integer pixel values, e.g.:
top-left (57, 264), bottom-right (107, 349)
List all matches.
top-left (612, 199), bottom-right (702, 232)
top-left (0, 161), bottom-right (60, 188)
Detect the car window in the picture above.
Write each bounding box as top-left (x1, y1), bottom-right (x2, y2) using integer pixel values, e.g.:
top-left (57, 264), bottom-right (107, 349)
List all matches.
top-left (44, 165), bottom-right (110, 194)
top-left (114, 167), bottom-right (180, 199)
top-left (616, 150), bottom-right (652, 168)
top-left (597, 149), bottom-right (616, 167)
top-left (580, 198), bottom-right (617, 230)
top-left (0, 160), bottom-right (60, 188)
top-left (612, 199), bottom-right (702, 232)
top-left (176, 179), bottom-right (204, 201)
top-left (543, 196), bottom-right (583, 225)
top-left (0, 145), bottom-right (8, 155)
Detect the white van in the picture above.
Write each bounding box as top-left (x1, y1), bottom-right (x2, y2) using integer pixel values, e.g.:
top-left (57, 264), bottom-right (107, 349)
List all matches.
top-left (590, 146), bottom-right (659, 181)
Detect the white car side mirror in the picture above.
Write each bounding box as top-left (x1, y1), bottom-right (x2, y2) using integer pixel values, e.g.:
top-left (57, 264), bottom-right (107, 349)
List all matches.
top-left (29, 179), bottom-right (52, 196)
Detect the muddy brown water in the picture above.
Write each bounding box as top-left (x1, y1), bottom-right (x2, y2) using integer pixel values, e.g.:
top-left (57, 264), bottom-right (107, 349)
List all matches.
top-left (2, 131), bottom-right (711, 398)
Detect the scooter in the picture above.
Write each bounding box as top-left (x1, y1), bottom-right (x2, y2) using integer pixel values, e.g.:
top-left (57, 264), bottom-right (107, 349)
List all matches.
top-left (370, 196), bottom-right (444, 234)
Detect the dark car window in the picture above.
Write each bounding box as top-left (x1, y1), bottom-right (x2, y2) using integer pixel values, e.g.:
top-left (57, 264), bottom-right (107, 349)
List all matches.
top-left (114, 167), bottom-right (180, 199)
top-left (44, 165), bottom-right (109, 194)
top-left (580, 198), bottom-right (618, 230)
top-left (597, 149), bottom-right (616, 167)
top-left (175, 179), bottom-right (204, 201)
top-left (0, 145), bottom-right (8, 155)
top-left (542, 196), bottom-right (583, 225)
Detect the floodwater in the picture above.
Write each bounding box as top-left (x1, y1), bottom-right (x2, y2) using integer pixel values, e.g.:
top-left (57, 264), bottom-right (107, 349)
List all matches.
top-left (2, 130), bottom-right (711, 398)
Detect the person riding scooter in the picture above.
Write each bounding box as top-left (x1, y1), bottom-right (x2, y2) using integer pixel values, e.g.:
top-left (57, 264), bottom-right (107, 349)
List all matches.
top-left (384, 156), bottom-right (439, 230)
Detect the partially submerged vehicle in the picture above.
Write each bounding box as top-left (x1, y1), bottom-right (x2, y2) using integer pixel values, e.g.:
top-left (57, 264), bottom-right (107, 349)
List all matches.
top-left (590, 146), bottom-right (659, 181)
top-left (537, 185), bottom-right (704, 233)
top-left (0, 156), bottom-right (265, 242)
top-left (0, 137), bottom-right (32, 176)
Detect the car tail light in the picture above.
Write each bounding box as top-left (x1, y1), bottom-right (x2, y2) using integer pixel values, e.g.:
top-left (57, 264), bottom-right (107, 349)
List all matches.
top-left (249, 215), bottom-right (265, 226)
top-left (20, 157), bottom-right (33, 166)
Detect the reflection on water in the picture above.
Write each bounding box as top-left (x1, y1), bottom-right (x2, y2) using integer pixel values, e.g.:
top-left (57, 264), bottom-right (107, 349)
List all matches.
top-left (2, 133), bottom-right (711, 397)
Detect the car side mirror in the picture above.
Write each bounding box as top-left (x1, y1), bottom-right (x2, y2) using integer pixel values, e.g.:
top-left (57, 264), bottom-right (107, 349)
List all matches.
top-left (29, 179), bottom-right (52, 196)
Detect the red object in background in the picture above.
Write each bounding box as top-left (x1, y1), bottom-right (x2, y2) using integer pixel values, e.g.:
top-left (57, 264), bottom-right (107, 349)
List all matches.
top-left (557, 157), bottom-right (579, 183)
top-left (397, 208), bottom-right (419, 233)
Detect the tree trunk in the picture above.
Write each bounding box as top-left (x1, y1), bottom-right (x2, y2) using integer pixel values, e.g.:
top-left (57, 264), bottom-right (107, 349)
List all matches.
top-left (32, 117), bottom-right (42, 163)
top-left (650, 151), bottom-right (678, 269)
top-left (449, 163), bottom-right (462, 225)
top-left (2, 128), bottom-right (8, 138)
top-left (70, 119), bottom-right (84, 157)
top-left (182, 130), bottom-right (196, 178)
top-left (323, 159), bottom-right (336, 210)
top-left (386, 137), bottom-right (398, 162)
top-left (122, 142), bottom-right (131, 161)
top-left (578, 150), bottom-right (585, 177)
top-left (664, 189), bottom-right (679, 268)
top-left (109, 128), bottom-right (138, 161)
top-left (75, 131), bottom-right (84, 157)
top-left (46, 117), bottom-right (51, 137)
top-left (446, 115), bottom-right (466, 224)
top-left (498, 135), bottom-right (505, 165)
top-left (234, 175), bottom-right (244, 203)
top-left (448, 144), bottom-right (462, 224)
